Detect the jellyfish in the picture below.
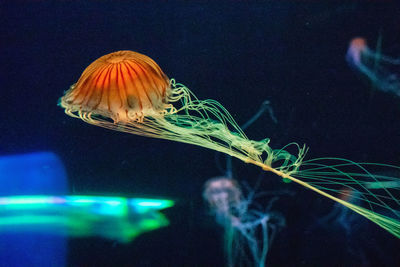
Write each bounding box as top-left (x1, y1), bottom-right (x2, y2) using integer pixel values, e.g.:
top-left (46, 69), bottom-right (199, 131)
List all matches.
top-left (346, 37), bottom-right (400, 95)
top-left (310, 181), bottom-right (400, 265)
top-left (318, 187), bottom-right (360, 235)
top-left (203, 177), bottom-right (284, 267)
top-left (319, 180), bottom-right (400, 235)
top-left (60, 50), bottom-right (400, 239)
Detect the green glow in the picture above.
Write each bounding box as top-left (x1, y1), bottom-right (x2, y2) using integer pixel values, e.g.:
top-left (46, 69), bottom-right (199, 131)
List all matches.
top-left (0, 195), bottom-right (174, 242)
top-left (365, 181), bottom-right (400, 189)
top-left (130, 198), bottom-right (174, 209)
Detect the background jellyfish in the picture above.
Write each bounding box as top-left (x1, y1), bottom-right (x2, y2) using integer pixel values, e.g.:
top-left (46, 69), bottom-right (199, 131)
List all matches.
top-left (318, 187), bottom-right (361, 235)
top-left (203, 102), bottom-right (284, 267)
top-left (346, 37), bottom-right (400, 96)
top-left (60, 50), bottom-right (400, 240)
top-left (203, 177), bottom-right (285, 267)
top-left (304, 179), bottom-right (400, 266)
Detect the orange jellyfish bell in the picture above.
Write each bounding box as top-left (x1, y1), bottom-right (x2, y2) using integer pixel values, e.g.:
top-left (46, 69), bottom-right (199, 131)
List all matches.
top-left (60, 50), bottom-right (170, 122)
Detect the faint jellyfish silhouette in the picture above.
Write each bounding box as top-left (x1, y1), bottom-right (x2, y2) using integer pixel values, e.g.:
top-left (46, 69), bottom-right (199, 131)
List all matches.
top-left (312, 180), bottom-right (400, 266)
top-left (319, 180), bottom-right (400, 235)
top-left (346, 37), bottom-right (400, 95)
top-left (203, 177), bottom-right (242, 225)
top-left (203, 177), bottom-right (285, 267)
top-left (318, 187), bottom-right (360, 235)
top-left (203, 103), bottom-right (284, 267)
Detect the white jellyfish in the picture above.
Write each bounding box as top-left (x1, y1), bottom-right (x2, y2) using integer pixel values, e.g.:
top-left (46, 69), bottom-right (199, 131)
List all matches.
top-left (203, 176), bottom-right (285, 267)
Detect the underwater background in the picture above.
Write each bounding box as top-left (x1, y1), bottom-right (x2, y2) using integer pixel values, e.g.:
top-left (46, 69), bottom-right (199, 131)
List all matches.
top-left (1, 1), bottom-right (400, 266)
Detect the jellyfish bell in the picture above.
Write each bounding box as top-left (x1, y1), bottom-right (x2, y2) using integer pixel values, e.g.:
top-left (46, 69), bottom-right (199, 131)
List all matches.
top-left (203, 177), bottom-right (242, 209)
top-left (346, 37), bottom-right (368, 66)
top-left (203, 176), bottom-right (243, 224)
top-left (203, 176), bottom-right (286, 267)
top-left (60, 50), bottom-right (171, 123)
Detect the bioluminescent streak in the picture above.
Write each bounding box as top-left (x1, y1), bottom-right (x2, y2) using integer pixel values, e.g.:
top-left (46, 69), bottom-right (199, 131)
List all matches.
top-left (0, 195), bottom-right (174, 242)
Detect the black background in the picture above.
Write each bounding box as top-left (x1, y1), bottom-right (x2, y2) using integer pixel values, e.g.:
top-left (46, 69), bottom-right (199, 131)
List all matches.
top-left (1, 1), bottom-right (400, 266)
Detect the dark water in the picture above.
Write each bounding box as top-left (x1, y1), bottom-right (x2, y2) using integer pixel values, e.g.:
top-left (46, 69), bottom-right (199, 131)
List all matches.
top-left (1, 2), bottom-right (400, 266)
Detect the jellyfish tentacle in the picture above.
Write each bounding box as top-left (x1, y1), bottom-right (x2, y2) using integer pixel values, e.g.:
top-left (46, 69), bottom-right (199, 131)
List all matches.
top-left (60, 50), bottom-right (400, 239)
top-left (64, 79), bottom-right (400, 238)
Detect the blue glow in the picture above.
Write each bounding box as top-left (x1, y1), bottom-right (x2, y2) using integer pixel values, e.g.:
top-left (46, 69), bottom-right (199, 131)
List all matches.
top-left (0, 152), bottom-right (68, 267)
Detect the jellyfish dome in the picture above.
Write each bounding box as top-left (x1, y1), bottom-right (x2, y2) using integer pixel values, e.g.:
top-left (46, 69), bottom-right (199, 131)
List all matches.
top-left (60, 50), bottom-right (170, 123)
top-left (346, 37), bottom-right (368, 66)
